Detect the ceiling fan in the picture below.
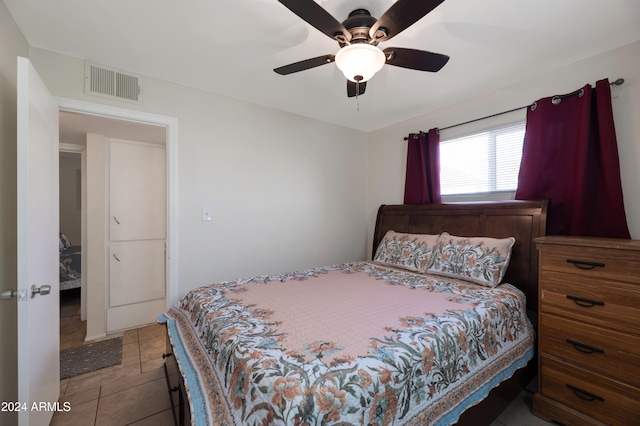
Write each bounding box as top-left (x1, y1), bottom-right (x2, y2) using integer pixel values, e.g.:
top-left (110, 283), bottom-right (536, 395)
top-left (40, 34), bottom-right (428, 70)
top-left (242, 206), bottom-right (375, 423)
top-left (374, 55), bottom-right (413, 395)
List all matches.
top-left (274, 0), bottom-right (449, 98)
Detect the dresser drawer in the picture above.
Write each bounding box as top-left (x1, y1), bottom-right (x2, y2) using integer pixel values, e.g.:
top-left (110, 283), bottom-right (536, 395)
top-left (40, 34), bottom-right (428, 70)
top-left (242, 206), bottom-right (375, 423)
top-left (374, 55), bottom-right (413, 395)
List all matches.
top-left (539, 244), bottom-right (640, 284)
top-left (539, 314), bottom-right (640, 387)
top-left (539, 270), bottom-right (640, 334)
top-left (540, 355), bottom-right (640, 425)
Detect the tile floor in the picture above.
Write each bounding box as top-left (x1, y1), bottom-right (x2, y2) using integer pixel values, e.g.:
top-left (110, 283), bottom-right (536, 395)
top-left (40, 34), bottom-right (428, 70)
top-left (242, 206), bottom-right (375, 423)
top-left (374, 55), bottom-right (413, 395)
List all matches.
top-left (54, 289), bottom-right (555, 426)
top-left (490, 391), bottom-right (557, 426)
top-left (53, 289), bottom-right (174, 425)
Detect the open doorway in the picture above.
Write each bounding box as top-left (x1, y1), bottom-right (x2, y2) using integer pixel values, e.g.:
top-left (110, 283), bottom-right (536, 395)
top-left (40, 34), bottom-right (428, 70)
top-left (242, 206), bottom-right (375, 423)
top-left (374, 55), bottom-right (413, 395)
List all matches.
top-left (57, 105), bottom-right (174, 344)
top-left (58, 149), bottom-right (84, 350)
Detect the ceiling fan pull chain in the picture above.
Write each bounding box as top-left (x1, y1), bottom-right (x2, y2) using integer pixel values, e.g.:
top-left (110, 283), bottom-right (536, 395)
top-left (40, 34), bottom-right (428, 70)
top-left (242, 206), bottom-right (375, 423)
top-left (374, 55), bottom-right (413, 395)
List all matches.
top-left (356, 80), bottom-right (360, 112)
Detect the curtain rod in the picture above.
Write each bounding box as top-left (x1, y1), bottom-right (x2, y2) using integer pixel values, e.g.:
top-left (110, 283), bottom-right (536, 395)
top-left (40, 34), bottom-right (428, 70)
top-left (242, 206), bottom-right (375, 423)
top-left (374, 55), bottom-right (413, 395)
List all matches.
top-left (404, 78), bottom-right (625, 140)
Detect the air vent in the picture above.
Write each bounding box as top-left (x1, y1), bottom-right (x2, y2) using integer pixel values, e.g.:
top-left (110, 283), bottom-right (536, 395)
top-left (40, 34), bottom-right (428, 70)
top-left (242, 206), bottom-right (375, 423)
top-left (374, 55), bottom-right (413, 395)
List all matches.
top-left (84, 62), bottom-right (143, 104)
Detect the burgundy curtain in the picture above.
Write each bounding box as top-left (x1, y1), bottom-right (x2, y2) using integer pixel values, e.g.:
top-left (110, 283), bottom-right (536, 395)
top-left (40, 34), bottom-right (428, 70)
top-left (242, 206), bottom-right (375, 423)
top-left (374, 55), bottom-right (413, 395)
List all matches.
top-left (404, 128), bottom-right (441, 204)
top-left (516, 79), bottom-right (630, 238)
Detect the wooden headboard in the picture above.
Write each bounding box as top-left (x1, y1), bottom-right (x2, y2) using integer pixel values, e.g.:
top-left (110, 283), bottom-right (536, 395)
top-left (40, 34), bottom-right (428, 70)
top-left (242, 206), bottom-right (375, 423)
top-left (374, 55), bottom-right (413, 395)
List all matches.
top-left (373, 200), bottom-right (548, 312)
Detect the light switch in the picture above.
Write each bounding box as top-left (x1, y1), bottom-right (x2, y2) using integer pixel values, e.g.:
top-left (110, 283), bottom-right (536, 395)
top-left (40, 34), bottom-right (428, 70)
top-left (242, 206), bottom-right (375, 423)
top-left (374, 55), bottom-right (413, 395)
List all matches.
top-left (202, 207), bottom-right (212, 222)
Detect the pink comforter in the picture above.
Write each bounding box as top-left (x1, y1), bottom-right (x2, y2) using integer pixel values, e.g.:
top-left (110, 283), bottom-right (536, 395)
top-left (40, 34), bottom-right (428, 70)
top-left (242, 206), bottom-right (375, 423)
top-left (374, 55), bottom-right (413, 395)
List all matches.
top-left (164, 261), bottom-right (534, 425)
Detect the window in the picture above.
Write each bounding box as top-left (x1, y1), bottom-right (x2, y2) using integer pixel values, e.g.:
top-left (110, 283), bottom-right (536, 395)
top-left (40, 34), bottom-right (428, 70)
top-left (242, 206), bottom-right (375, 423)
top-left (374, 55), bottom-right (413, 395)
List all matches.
top-left (440, 122), bottom-right (525, 196)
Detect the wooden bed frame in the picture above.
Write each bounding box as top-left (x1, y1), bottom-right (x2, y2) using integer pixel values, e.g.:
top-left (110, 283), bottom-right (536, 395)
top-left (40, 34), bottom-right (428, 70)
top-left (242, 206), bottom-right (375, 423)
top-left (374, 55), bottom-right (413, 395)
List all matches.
top-left (164, 200), bottom-right (548, 425)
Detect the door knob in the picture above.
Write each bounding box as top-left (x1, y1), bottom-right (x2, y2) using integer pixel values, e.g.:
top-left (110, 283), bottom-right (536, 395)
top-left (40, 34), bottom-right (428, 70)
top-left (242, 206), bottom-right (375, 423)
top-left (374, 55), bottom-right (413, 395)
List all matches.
top-left (31, 284), bottom-right (51, 298)
top-left (1, 289), bottom-right (17, 300)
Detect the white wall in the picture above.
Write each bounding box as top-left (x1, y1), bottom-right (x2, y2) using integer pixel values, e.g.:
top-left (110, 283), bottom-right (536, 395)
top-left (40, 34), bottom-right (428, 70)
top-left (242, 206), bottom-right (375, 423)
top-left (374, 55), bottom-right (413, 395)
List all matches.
top-left (367, 41), bottom-right (640, 255)
top-left (59, 154), bottom-right (81, 244)
top-left (28, 48), bottom-right (370, 300)
top-left (0, 3), bottom-right (29, 424)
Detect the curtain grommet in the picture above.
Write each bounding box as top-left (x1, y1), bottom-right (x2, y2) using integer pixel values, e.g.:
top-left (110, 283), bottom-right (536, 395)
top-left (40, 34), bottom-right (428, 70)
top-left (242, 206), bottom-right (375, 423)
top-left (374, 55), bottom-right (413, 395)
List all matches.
top-left (530, 102), bottom-right (537, 111)
top-left (551, 96), bottom-right (561, 105)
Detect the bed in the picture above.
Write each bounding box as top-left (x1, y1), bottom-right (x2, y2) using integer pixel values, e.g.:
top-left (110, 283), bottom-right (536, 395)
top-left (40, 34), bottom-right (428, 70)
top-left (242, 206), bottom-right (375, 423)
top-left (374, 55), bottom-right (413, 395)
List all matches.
top-left (59, 233), bottom-right (81, 291)
top-left (160, 200), bottom-right (548, 425)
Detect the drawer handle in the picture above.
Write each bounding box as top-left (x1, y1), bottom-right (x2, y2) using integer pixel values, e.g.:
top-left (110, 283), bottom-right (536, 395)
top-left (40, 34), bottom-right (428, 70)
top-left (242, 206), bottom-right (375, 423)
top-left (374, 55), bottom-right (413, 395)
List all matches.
top-left (566, 339), bottom-right (605, 354)
top-left (566, 259), bottom-right (605, 270)
top-left (566, 384), bottom-right (604, 402)
top-left (566, 295), bottom-right (605, 308)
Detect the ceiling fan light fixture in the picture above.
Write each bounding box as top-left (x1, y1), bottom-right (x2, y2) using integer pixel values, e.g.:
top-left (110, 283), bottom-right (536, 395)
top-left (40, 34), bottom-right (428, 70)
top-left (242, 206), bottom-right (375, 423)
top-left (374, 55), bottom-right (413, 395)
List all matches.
top-left (335, 44), bottom-right (385, 83)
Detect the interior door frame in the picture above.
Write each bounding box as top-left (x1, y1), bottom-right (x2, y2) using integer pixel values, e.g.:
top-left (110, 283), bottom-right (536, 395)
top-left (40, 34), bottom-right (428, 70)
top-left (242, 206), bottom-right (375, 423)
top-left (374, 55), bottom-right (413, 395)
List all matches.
top-left (56, 97), bottom-right (179, 336)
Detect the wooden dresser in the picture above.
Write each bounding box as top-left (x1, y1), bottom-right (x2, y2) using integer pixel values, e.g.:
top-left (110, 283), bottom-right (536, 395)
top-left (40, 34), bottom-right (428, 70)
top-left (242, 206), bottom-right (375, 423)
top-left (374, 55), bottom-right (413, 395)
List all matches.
top-left (533, 236), bottom-right (640, 425)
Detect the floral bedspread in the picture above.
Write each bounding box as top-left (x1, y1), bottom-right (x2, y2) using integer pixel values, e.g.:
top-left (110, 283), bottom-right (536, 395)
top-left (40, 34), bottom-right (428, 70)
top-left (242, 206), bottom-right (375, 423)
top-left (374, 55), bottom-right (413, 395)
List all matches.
top-left (161, 261), bottom-right (534, 426)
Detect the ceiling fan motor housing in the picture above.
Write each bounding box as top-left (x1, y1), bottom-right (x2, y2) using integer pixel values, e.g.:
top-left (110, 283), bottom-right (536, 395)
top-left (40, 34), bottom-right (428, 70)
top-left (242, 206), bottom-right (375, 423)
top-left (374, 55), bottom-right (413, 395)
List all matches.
top-left (341, 9), bottom-right (379, 45)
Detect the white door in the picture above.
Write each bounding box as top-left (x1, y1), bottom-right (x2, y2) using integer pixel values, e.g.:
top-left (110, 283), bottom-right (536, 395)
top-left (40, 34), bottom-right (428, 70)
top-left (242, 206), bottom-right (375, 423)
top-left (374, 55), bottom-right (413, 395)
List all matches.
top-left (107, 139), bottom-right (166, 332)
top-left (16, 56), bottom-right (60, 426)
top-left (109, 139), bottom-right (166, 241)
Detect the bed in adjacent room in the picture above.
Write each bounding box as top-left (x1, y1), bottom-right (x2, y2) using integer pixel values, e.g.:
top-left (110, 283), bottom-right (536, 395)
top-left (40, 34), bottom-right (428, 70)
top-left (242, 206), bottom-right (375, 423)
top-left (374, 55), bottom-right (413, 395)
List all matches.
top-left (59, 233), bottom-right (81, 291)
top-left (161, 200), bottom-right (548, 425)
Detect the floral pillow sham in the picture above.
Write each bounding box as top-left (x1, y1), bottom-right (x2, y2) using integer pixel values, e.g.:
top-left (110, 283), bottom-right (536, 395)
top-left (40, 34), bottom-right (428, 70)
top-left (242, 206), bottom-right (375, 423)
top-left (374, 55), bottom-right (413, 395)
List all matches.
top-left (427, 232), bottom-right (516, 287)
top-left (373, 230), bottom-right (439, 273)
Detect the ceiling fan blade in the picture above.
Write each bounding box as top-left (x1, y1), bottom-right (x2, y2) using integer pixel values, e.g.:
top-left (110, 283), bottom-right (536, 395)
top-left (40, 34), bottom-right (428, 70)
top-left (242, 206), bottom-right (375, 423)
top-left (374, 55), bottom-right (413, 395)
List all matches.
top-left (347, 80), bottom-right (366, 98)
top-left (277, 0), bottom-right (351, 42)
top-left (274, 55), bottom-right (336, 75)
top-left (383, 47), bottom-right (449, 72)
top-left (370, 0), bottom-right (445, 42)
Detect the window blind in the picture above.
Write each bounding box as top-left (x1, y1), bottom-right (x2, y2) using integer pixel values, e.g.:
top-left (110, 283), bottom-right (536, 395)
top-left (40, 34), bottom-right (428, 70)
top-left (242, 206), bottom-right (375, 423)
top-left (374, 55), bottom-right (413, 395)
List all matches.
top-left (440, 122), bottom-right (525, 196)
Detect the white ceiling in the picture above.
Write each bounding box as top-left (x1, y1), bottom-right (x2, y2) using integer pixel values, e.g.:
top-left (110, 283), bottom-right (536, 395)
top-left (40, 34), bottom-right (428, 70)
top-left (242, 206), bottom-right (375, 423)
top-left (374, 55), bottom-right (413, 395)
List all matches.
top-left (5, 0), bottom-right (640, 132)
